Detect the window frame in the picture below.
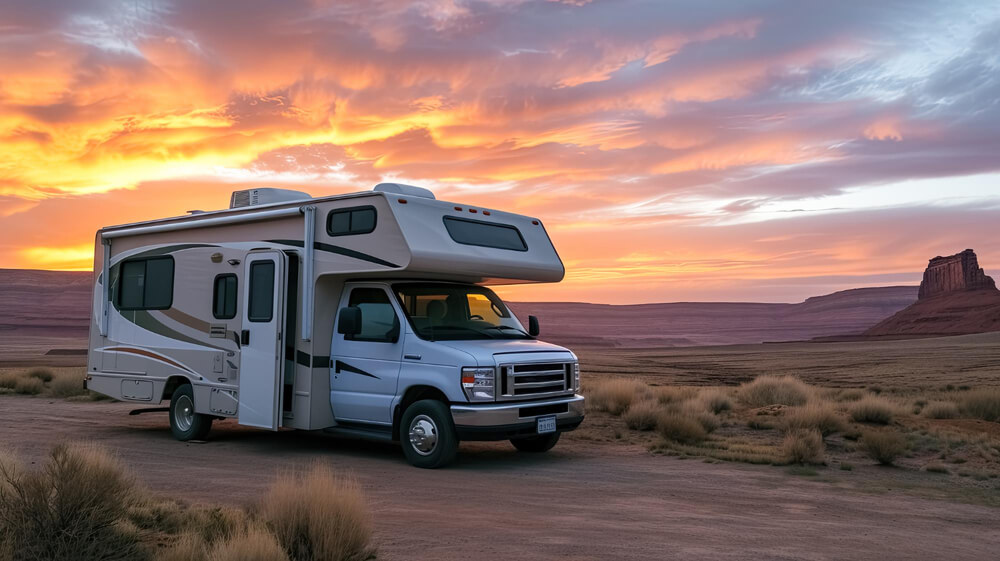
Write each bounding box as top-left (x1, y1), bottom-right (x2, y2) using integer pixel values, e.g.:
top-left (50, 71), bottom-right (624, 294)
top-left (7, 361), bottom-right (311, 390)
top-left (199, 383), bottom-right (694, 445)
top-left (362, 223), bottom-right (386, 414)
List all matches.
top-left (442, 216), bottom-right (528, 252)
top-left (247, 261), bottom-right (275, 323)
top-left (344, 287), bottom-right (400, 343)
top-left (326, 205), bottom-right (378, 237)
top-left (212, 273), bottom-right (238, 320)
top-left (115, 256), bottom-right (175, 311)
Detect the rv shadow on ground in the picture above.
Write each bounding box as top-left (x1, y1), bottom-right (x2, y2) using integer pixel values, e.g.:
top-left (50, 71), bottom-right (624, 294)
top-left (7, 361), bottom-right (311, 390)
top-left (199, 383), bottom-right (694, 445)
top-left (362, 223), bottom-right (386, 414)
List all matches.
top-left (121, 414), bottom-right (579, 471)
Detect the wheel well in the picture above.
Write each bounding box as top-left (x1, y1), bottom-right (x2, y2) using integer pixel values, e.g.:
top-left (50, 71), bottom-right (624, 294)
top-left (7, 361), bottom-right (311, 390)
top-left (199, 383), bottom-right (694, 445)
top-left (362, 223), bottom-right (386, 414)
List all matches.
top-left (392, 385), bottom-right (449, 441)
top-left (161, 376), bottom-right (191, 402)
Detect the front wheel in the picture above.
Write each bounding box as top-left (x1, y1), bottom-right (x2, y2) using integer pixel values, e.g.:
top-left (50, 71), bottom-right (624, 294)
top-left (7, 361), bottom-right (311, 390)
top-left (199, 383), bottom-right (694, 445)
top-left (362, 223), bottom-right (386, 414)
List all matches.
top-left (400, 400), bottom-right (459, 468)
top-left (169, 384), bottom-right (213, 441)
top-left (511, 432), bottom-right (560, 453)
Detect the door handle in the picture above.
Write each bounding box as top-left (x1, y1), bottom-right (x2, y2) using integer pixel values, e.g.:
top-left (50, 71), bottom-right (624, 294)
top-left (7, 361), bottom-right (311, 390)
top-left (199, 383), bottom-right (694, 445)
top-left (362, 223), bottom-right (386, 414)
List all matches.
top-left (241, 330), bottom-right (250, 345)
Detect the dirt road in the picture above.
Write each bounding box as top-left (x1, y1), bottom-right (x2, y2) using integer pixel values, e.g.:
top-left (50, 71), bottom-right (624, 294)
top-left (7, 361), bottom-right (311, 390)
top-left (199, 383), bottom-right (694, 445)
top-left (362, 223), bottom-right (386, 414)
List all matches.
top-left (2, 396), bottom-right (997, 560)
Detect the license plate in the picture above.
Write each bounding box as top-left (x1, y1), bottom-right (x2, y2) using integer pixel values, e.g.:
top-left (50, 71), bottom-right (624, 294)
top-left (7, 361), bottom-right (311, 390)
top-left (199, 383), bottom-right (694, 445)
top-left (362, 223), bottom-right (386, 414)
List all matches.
top-left (536, 415), bottom-right (557, 434)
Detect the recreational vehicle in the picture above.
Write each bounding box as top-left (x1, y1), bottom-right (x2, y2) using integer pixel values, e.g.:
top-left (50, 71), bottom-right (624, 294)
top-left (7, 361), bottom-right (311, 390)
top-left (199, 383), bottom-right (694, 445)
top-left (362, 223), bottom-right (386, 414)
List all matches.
top-left (86, 183), bottom-right (584, 468)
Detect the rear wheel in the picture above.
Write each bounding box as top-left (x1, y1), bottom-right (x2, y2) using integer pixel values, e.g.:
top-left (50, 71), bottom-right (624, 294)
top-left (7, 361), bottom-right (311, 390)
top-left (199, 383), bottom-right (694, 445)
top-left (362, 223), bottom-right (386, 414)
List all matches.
top-left (169, 384), bottom-right (213, 441)
top-left (400, 399), bottom-right (458, 468)
top-left (511, 432), bottom-right (560, 453)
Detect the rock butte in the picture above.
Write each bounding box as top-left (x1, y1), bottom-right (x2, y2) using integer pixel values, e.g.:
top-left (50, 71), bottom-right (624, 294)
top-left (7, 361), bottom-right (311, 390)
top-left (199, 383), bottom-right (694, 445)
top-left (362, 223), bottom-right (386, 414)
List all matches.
top-left (918, 249), bottom-right (996, 299)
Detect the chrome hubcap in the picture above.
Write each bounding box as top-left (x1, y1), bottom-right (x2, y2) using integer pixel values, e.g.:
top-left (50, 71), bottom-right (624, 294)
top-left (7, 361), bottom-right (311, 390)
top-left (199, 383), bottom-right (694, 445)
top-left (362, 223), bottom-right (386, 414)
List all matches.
top-left (174, 395), bottom-right (194, 432)
top-left (408, 415), bottom-right (439, 456)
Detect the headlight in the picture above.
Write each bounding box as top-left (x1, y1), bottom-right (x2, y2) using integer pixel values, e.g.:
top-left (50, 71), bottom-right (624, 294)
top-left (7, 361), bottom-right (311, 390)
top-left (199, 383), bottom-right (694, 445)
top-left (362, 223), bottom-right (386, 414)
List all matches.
top-left (573, 362), bottom-right (581, 390)
top-left (461, 367), bottom-right (495, 401)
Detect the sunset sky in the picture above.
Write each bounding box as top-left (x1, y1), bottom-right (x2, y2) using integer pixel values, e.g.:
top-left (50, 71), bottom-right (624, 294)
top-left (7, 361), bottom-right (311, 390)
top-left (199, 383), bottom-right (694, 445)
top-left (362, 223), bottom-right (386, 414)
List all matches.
top-left (2, 0), bottom-right (999, 304)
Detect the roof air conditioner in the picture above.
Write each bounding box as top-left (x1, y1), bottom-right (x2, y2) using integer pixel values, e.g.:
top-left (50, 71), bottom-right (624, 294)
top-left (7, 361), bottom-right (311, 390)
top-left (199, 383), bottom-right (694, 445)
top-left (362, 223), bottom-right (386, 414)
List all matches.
top-left (230, 188), bottom-right (312, 209)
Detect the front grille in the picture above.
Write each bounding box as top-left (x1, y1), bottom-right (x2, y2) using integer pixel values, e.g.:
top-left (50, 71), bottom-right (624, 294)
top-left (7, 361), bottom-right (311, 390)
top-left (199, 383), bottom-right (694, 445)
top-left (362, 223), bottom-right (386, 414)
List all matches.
top-left (498, 362), bottom-right (574, 401)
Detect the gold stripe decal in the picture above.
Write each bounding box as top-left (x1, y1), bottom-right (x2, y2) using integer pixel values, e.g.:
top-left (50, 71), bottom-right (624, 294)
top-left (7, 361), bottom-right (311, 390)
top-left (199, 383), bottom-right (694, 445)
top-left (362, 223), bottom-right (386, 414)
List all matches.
top-left (104, 346), bottom-right (197, 375)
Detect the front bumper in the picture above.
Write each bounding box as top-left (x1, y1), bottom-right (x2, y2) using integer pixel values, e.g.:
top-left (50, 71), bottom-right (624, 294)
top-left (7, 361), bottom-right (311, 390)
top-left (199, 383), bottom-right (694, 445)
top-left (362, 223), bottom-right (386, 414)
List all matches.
top-left (450, 394), bottom-right (585, 441)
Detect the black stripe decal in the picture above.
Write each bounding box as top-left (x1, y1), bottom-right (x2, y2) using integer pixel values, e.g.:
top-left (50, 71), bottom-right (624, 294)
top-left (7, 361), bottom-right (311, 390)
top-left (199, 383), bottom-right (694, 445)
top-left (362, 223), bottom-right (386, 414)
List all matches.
top-left (313, 355), bottom-right (330, 368)
top-left (296, 351), bottom-right (311, 367)
top-left (266, 239), bottom-right (400, 269)
top-left (335, 360), bottom-right (379, 379)
top-left (294, 351), bottom-right (331, 369)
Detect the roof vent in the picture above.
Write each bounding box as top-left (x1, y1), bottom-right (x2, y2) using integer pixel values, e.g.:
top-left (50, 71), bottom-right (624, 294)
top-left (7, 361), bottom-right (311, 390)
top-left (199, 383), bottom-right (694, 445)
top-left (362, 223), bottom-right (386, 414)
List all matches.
top-left (230, 188), bottom-right (312, 209)
top-left (373, 183), bottom-right (435, 200)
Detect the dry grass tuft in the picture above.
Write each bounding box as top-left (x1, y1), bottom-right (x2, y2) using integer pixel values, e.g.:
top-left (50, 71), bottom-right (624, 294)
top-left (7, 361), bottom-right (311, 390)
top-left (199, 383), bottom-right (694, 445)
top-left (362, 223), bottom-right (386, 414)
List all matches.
top-left (697, 390), bottom-right (733, 414)
top-left (259, 463), bottom-right (373, 561)
top-left (781, 403), bottom-right (847, 437)
top-left (737, 375), bottom-right (811, 407)
top-left (210, 524), bottom-right (289, 561)
top-left (850, 396), bottom-right (896, 424)
top-left (49, 372), bottom-right (88, 398)
top-left (586, 378), bottom-right (649, 415)
top-left (13, 376), bottom-right (44, 395)
top-left (154, 534), bottom-right (207, 561)
top-left (835, 389), bottom-right (866, 402)
top-left (0, 443), bottom-right (145, 561)
top-left (960, 388), bottom-right (1000, 422)
top-left (0, 372), bottom-right (21, 389)
top-left (655, 386), bottom-right (698, 405)
top-left (861, 430), bottom-right (908, 465)
top-left (922, 401), bottom-right (960, 420)
top-left (622, 400), bottom-right (660, 431)
top-left (656, 413), bottom-right (707, 444)
top-left (26, 368), bottom-right (54, 382)
top-left (782, 430), bottom-right (825, 465)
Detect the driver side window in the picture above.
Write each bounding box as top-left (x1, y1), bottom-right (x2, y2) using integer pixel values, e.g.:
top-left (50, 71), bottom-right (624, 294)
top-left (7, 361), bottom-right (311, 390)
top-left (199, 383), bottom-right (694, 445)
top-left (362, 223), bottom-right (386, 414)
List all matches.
top-left (346, 288), bottom-right (400, 343)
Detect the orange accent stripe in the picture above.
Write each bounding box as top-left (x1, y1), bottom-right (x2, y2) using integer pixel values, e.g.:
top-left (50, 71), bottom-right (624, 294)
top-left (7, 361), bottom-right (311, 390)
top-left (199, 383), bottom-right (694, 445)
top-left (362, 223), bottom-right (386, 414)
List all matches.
top-left (105, 347), bottom-right (196, 374)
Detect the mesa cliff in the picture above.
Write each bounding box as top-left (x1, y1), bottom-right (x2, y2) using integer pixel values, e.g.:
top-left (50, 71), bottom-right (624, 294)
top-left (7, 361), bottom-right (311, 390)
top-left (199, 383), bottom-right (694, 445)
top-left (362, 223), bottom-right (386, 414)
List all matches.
top-left (918, 249), bottom-right (996, 299)
top-left (865, 249), bottom-right (1000, 337)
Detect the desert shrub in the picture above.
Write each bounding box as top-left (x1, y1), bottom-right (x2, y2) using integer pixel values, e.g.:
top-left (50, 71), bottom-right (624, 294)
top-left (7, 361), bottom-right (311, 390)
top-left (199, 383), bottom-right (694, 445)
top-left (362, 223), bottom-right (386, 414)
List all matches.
top-left (13, 377), bottom-right (44, 395)
top-left (836, 389), bottom-right (865, 402)
top-left (781, 403), bottom-right (847, 437)
top-left (850, 396), bottom-right (896, 424)
top-left (960, 388), bottom-right (1000, 422)
top-left (782, 430), bottom-right (825, 464)
top-left (737, 375), bottom-right (811, 407)
top-left (155, 534), bottom-right (208, 561)
top-left (922, 401), bottom-right (960, 420)
top-left (26, 368), bottom-right (54, 382)
top-left (587, 378), bottom-right (648, 415)
top-left (259, 464), bottom-right (373, 561)
top-left (49, 372), bottom-right (88, 398)
top-left (656, 413), bottom-right (707, 444)
top-left (697, 390), bottom-right (733, 414)
top-left (622, 400), bottom-right (660, 431)
top-left (0, 443), bottom-right (146, 561)
top-left (861, 430), bottom-right (908, 465)
top-left (655, 386), bottom-right (697, 404)
top-left (0, 372), bottom-right (23, 389)
top-left (210, 525), bottom-right (289, 561)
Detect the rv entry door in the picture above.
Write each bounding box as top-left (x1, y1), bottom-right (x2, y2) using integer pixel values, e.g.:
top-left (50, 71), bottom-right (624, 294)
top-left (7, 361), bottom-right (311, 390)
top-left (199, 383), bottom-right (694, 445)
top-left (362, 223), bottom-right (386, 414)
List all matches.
top-left (238, 250), bottom-right (287, 430)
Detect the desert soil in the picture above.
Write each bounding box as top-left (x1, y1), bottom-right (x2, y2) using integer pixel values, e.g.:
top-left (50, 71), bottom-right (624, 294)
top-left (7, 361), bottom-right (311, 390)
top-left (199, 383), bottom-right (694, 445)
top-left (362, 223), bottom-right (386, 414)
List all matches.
top-left (2, 396), bottom-right (998, 561)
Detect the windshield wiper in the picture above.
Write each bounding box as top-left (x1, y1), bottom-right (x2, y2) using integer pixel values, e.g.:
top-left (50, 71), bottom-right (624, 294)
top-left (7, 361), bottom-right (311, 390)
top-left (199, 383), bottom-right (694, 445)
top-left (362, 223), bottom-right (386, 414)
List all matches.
top-left (424, 325), bottom-right (499, 340)
top-left (483, 325), bottom-right (532, 338)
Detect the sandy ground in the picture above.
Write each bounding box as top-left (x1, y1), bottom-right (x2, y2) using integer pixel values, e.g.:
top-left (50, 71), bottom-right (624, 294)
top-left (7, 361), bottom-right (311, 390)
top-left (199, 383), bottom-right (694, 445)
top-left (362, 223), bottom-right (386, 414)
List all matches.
top-left (2, 396), bottom-right (998, 560)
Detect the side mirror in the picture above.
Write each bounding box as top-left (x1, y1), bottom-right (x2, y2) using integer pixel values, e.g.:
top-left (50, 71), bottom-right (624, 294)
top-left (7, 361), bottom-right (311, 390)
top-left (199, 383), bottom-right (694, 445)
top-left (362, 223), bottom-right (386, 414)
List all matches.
top-left (337, 306), bottom-right (362, 337)
top-left (528, 315), bottom-right (540, 337)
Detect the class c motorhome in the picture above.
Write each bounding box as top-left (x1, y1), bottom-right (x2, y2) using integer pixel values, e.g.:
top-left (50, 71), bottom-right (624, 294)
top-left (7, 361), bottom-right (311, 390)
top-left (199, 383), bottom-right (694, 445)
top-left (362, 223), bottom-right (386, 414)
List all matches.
top-left (86, 183), bottom-right (584, 467)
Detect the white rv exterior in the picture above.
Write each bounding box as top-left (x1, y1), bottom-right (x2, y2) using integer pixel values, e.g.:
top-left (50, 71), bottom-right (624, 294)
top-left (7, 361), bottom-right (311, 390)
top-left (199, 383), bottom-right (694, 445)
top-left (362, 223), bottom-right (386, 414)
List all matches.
top-left (86, 183), bottom-right (584, 467)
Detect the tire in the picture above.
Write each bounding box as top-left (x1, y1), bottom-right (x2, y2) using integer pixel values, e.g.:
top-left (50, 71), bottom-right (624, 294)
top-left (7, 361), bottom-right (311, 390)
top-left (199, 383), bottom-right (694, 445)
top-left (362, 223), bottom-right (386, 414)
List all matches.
top-left (400, 399), bottom-right (459, 468)
top-left (169, 384), bottom-right (213, 441)
top-left (511, 432), bottom-right (560, 453)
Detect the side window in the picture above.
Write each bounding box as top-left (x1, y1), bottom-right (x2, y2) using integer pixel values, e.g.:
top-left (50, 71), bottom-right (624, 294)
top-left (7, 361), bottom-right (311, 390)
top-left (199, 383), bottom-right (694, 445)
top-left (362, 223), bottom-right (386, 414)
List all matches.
top-left (212, 274), bottom-right (238, 319)
top-left (117, 257), bottom-right (174, 310)
top-left (346, 288), bottom-right (399, 343)
top-left (248, 261), bottom-right (275, 322)
top-left (327, 206), bottom-right (377, 236)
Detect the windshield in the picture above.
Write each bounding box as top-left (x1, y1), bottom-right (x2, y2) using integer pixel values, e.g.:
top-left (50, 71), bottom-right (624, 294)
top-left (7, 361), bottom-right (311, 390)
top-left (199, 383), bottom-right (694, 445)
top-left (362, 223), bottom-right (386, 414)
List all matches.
top-left (393, 283), bottom-right (531, 341)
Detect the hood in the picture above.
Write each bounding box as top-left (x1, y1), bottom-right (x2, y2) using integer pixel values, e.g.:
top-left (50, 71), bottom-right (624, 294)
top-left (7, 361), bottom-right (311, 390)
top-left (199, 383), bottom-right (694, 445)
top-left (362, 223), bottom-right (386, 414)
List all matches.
top-left (433, 338), bottom-right (575, 366)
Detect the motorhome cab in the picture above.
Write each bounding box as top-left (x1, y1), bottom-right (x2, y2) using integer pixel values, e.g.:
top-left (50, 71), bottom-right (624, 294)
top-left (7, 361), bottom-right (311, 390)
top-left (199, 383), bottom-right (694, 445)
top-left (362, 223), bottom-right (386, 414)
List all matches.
top-left (86, 183), bottom-right (584, 468)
